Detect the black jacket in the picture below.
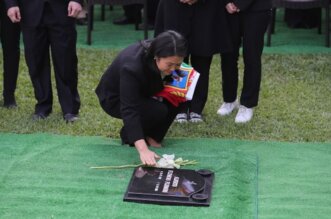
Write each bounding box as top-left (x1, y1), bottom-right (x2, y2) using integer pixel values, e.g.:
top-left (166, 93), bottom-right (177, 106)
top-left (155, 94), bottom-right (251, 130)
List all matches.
top-left (155, 0), bottom-right (232, 55)
top-left (224, 0), bottom-right (272, 12)
top-left (96, 41), bottom-right (164, 143)
top-left (5, 0), bottom-right (83, 27)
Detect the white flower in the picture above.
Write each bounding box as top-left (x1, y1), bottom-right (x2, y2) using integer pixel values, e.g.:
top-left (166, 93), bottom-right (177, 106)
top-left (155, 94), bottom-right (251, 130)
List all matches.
top-left (156, 154), bottom-right (179, 169)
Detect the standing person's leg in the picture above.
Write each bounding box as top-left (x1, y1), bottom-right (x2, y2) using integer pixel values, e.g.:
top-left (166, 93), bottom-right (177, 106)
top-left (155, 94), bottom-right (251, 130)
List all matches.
top-left (22, 25), bottom-right (53, 118)
top-left (241, 11), bottom-right (270, 108)
top-left (0, 3), bottom-right (20, 107)
top-left (113, 4), bottom-right (142, 25)
top-left (188, 55), bottom-right (213, 122)
top-left (234, 10), bottom-right (270, 123)
top-left (217, 13), bottom-right (241, 116)
top-left (49, 22), bottom-right (81, 121)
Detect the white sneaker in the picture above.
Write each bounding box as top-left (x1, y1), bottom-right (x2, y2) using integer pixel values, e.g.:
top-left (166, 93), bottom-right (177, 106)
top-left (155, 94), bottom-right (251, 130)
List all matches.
top-left (174, 113), bottom-right (188, 123)
top-left (217, 101), bottom-right (238, 116)
top-left (235, 105), bottom-right (254, 123)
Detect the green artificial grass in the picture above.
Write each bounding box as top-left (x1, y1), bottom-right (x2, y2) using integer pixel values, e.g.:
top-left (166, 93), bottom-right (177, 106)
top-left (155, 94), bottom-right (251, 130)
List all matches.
top-left (0, 133), bottom-right (258, 219)
top-left (1, 133), bottom-right (331, 218)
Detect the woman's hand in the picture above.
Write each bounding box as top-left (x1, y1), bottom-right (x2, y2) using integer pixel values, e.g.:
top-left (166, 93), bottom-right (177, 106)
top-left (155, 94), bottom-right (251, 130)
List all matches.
top-left (135, 139), bottom-right (160, 166)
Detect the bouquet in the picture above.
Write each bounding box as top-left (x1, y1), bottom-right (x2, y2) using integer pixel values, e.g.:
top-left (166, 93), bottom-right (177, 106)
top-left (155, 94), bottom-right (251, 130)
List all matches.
top-left (155, 63), bottom-right (200, 107)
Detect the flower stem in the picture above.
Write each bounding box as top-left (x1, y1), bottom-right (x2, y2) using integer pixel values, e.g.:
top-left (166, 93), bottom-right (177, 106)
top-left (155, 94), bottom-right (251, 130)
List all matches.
top-left (90, 164), bottom-right (143, 169)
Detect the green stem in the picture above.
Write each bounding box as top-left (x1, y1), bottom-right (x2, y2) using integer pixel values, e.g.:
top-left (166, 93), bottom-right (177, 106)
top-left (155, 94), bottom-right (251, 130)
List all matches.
top-left (90, 164), bottom-right (143, 169)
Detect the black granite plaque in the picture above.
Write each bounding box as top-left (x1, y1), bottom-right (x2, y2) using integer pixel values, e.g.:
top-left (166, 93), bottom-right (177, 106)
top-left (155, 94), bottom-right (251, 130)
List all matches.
top-left (123, 167), bottom-right (214, 206)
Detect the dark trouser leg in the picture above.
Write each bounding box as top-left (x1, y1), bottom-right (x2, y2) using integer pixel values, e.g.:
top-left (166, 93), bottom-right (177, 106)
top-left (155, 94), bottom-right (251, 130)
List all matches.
top-left (22, 26), bottom-right (53, 115)
top-left (189, 55), bottom-right (213, 114)
top-left (220, 13), bottom-right (241, 103)
top-left (124, 4), bottom-right (142, 22)
top-left (100, 98), bottom-right (179, 144)
top-left (49, 23), bottom-right (80, 115)
top-left (142, 99), bottom-right (179, 142)
top-left (221, 52), bottom-right (239, 103)
top-left (241, 11), bottom-right (270, 108)
top-left (0, 3), bottom-right (20, 102)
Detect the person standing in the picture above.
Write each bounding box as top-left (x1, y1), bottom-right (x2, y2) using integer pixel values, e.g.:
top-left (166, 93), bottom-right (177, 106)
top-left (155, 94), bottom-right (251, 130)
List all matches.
top-left (154, 0), bottom-right (231, 123)
top-left (96, 30), bottom-right (188, 166)
top-left (0, 0), bottom-right (20, 108)
top-left (217, 0), bottom-right (271, 123)
top-left (5, 0), bottom-right (82, 122)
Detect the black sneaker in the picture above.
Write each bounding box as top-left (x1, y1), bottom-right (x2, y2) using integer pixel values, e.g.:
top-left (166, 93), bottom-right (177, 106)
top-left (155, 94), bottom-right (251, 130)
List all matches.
top-left (189, 112), bottom-right (203, 123)
top-left (32, 113), bottom-right (49, 120)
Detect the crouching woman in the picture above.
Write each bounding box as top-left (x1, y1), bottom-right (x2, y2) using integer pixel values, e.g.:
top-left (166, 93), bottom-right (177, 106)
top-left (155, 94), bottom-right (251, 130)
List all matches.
top-left (96, 30), bottom-right (188, 166)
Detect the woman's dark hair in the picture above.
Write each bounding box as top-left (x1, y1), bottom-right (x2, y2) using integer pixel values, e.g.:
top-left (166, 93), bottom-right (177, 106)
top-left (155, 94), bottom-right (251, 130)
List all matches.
top-left (145, 30), bottom-right (188, 60)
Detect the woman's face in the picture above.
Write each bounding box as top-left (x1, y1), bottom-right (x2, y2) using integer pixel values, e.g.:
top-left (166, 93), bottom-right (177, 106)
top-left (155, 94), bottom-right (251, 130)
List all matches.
top-left (155, 56), bottom-right (184, 76)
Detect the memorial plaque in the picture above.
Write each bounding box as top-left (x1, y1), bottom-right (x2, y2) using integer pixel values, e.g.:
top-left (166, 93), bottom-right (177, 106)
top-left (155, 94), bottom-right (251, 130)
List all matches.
top-left (123, 167), bottom-right (214, 206)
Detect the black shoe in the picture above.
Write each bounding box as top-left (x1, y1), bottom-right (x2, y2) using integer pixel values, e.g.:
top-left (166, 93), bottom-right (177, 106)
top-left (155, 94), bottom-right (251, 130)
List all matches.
top-left (137, 23), bottom-right (154, 31)
top-left (113, 17), bottom-right (135, 25)
top-left (32, 112), bottom-right (49, 120)
top-left (3, 95), bottom-right (17, 108)
top-left (64, 113), bottom-right (79, 123)
top-left (3, 100), bottom-right (17, 109)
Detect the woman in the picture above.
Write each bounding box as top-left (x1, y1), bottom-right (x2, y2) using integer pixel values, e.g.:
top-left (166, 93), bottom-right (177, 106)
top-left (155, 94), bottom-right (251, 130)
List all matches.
top-left (217, 0), bottom-right (271, 123)
top-left (96, 30), bottom-right (188, 166)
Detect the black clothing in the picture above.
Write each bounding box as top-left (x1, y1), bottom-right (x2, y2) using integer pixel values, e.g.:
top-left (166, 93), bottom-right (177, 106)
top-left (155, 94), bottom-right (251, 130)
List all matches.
top-left (154, 0), bottom-right (230, 115)
top-left (285, 8), bottom-right (321, 29)
top-left (5, 0), bottom-right (83, 27)
top-left (155, 0), bottom-right (230, 56)
top-left (5, 0), bottom-right (81, 115)
top-left (228, 0), bottom-right (272, 12)
top-left (96, 41), bottom-right (179, 144)
top-left (221, 0), bottom-right (271, 108)
top-left (0, 1), bottom-right (20, 103)
top-left (119, 0), bottom-right (160, 25)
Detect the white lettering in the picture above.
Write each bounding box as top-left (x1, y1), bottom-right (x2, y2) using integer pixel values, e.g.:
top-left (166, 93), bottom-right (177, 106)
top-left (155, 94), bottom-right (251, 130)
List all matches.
top-left (166, 170), bottom-right (173, 181)
top-left (155, 182), bottom-right (160, 191)
top-left (172, 176), bottom-right (179, 187)
top-left (162, 181), bottom-right (170, 193)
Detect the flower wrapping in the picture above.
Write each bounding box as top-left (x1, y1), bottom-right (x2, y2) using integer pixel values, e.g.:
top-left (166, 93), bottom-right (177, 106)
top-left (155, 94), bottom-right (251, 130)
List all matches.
top-left (155, 63), bottom-right (200, 107)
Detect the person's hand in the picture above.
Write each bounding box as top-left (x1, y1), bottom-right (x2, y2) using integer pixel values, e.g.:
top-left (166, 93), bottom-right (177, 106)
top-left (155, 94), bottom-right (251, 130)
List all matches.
top-left (226, 3), bottom-right (239, 14)
top-left (180, 0), bottom-right (198, 5)
top-left (139, 148), bottom-right (160, 166)
top-left (68, 1), bottom-right (82, 18)
top-left (135, 139), bottom-right (160, 166)
top-left (7, 7), bottom-right (21, 23)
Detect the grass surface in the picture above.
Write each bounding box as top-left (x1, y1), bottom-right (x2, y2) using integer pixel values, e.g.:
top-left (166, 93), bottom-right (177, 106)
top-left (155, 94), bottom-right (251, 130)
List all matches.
top-left (0, 52), bottom-right (330, 142)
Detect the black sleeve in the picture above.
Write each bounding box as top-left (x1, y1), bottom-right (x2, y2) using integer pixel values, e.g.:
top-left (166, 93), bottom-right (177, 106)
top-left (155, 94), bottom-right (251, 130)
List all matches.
top-left (4, 0), bottom-right (18, 9)
top-left (232, 0), bottom-right (255, 11)
top-left (120, 66), bottom-right (145, 143)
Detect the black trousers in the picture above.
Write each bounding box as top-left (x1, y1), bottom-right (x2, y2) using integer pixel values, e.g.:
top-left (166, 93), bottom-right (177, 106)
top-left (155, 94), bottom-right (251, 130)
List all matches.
top-left (179, 55), bottom-right (213, 114)
top-left (124, 0), bottom-right (159, 24)
top-left (22, 3), bottom-right (80, 115)
top-left (221, 10), bottom-right (270, 108)
top-left (0, 2), bottom-right (20, 100)
top-left (100, 98), bottom-right (179, 144)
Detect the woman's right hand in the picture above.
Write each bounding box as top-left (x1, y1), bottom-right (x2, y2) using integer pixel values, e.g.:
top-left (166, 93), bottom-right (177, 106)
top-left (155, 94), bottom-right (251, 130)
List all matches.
top-left (135, 139), bottom-right (160, 166)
